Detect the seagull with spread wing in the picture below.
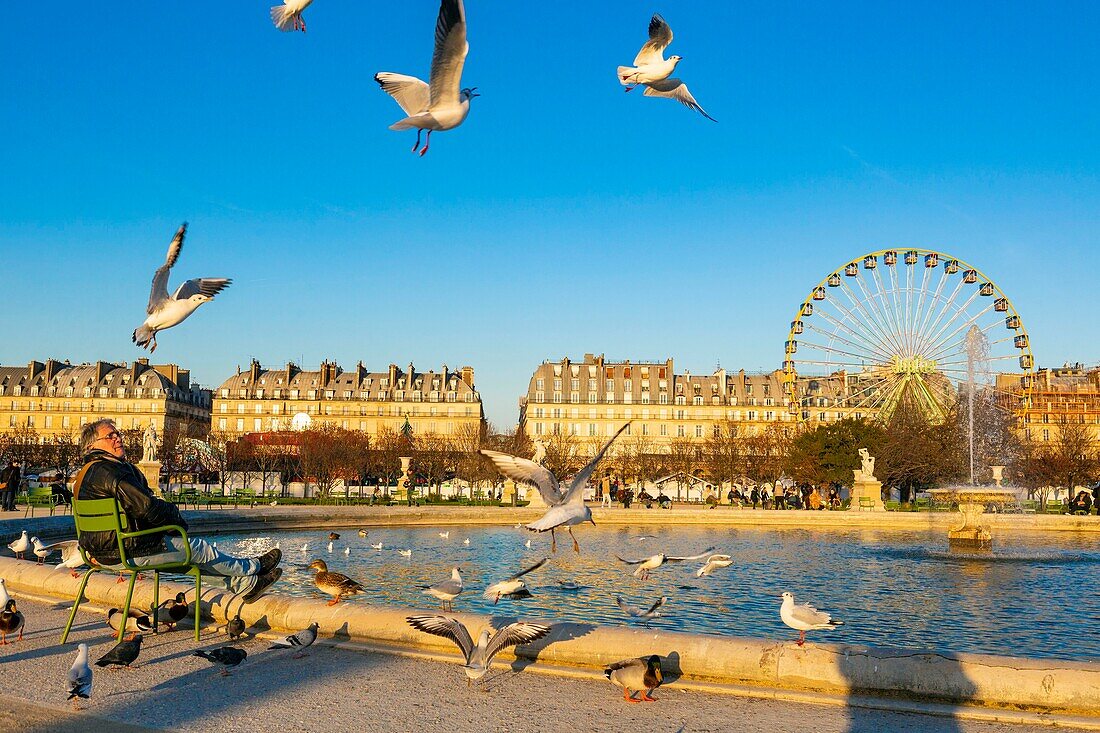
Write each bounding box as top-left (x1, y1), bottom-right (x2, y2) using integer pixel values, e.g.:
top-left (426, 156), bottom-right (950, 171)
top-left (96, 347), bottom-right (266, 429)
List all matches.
top-left (481, 423), bottom-right (631, 553)
top-left (615, 547), bottom-right (715, 580)
top-left (616, 595), bottom-right (667, 625)
top-left (406, 614), bottom-right (551, 686)
top-left (374, 0), bottom-right (479, 156)
top-left (132, 223), bottom-right (231, 352)
top-left (483, 557), bottom-right (548, 604)
top-left (617, 13), bottom-right (715, 121)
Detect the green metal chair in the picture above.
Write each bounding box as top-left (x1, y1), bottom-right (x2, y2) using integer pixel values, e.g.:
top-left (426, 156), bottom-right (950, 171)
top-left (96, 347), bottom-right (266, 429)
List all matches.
top-left (61, 496), bottom-right (202, 644)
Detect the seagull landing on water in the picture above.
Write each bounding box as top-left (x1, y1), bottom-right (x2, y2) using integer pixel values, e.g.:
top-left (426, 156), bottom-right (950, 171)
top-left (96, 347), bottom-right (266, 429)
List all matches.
top-left (374, 0), bottom-right (478, 157)
top-left (779, 591), bottom-right (843, 646)
top-left (481, 423), bottom-right (631, 554)
top-left (270, 0), bottom-right (312, 32)
top-left (406, 615), bottom-right (551, 687)
top-left (132, 223), bottom-right (231, 352)
top-left (617, 14), bottom-right (716, 122)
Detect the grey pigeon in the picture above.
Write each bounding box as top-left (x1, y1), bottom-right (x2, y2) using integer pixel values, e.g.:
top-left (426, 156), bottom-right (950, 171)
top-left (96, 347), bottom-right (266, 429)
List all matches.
top-left (96, 633), bottom-right (143, 668)
top-left (227, 614), bottom-right (246, 640)
top-left (195, 646), bottom-right (248, 676)
top-left (268, 622), bottom-right (319, 658)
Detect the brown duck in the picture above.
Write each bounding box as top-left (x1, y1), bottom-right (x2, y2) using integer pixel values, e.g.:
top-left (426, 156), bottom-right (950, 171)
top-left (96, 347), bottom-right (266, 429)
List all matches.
top-left (604, 654), bottom-right (663, 702)
top-left (308, 559), bottom-right (365, 606)
top-left (0, 599), bottom-right (25, 645)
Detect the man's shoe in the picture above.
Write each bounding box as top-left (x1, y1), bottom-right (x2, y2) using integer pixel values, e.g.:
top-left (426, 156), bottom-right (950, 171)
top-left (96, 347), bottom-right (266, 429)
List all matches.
top-left (242, 567), bottom-right (283, 604)
top-left (257, 548), bottom-right (282, 575)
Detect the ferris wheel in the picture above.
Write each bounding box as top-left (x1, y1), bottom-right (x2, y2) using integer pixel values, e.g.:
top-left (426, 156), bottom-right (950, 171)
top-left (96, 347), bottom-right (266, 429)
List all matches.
top-left (782, 249), bottom-right (1035, 422)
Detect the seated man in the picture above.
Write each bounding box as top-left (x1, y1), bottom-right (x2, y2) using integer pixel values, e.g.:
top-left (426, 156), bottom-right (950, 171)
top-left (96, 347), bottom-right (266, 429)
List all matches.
top-left (50, 480), bottom-right (74, 506)
top-left (75, 420), bottom-right (282, 601)
top-left (1068, 490), bottom-right (1092, 516)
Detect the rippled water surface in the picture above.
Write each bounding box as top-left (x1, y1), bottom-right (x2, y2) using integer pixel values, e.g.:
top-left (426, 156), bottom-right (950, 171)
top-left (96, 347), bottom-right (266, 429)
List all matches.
top-left (209, 524), bottom-right (1100, 662)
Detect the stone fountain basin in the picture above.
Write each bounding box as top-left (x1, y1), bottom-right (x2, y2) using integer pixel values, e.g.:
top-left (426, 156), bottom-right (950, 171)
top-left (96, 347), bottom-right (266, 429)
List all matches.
top-left (927, 488), bottom-right (1019, 504)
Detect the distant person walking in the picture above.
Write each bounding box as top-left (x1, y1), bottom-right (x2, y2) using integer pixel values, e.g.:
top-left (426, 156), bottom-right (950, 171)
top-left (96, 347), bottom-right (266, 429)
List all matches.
top-left (0, 460), bottom-right (20, 512)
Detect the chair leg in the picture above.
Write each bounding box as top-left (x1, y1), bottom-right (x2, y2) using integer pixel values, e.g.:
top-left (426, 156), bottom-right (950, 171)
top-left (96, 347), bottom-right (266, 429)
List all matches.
top-left (151, 570), bottom-right (161, 633)
top-left (193, 570), bottom-right (202, 642)
top-left (61, 569), bottom-right (95, 643)
top-left (118, 572), bottom-right (138, 644)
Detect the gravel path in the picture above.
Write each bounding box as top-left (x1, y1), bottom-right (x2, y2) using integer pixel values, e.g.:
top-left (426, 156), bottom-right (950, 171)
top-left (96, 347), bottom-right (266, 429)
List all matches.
top-left (0, 598), bottom-right (1079, 733)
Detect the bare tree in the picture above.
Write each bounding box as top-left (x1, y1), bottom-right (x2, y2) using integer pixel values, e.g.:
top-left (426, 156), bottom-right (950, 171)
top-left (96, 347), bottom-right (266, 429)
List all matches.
top-left (703, 419), bottom-right (745, 488)
top-left (542, 430), bottom-right (582, 479)
top-left (298, 424), bottom-right (356, 500)
top-left (46, 433), bottom-right (81, 482)
top-left (414, 432), bottom-right (454, 500)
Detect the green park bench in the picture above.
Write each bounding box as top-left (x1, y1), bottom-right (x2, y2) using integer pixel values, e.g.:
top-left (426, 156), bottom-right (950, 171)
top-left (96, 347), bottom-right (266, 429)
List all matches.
top-left (22, 485), bottom-right (70, 518)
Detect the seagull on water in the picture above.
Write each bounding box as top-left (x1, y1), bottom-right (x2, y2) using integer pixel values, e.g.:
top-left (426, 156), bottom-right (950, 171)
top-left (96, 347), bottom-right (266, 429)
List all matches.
top-left (374, 0), bottom-right (479, 156)
top-left (695, 553), bottom-right (733, 577)
top-left (779, 591), bottom-right (843, 646)
top-left (132, 223), bottom-right (231, 352)
top-left (617, 14), bottom-right (716, 121)
top-left (483, 558), bottom-right (548, 604)
top-left (481, 423), bottom-right (631, 554)
top-left (371, 542), bottom-right (384, 550)
top-left (439, 531), bottom-right (450, 539)
top-left (422, 567), bottom-right (463, 611)
top-left (615, 547), bottom-right (715, 580)
top-left (398, 548), bottom-right (412, 558)
top-left (67, 643), bottom-right (93, 709)
top-left (270, 0), bottom-right (312, 32)
top-left (463, 538), bottom-right (470, 545)
top-left (406, 614), bottom-right (551, 687)
top-left (616, 595), bottom-right (667, 625)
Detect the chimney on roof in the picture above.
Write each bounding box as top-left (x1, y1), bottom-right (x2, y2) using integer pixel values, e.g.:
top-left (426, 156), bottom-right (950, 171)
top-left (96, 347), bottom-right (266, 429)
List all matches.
top-left (441, 363), bottom-right (448, 387)
top-left (27, 361), bottom-right (44, 381)
top-left (153, 363), bottom-right (180, 386)
top-left (388, 363), bottom-right (397, 388)
top-left (285, 362), bottom-right (298, 383)
top-left (461, 366), bottom-right (474, 387)
top-left (250, 359), bottom-right (261, 383)
top-left (356, 360), bottom-right (366, 384)
top-left (44, 359), bottom-right (65, 382)
top-left (95, 361), bottom-right (116, 384)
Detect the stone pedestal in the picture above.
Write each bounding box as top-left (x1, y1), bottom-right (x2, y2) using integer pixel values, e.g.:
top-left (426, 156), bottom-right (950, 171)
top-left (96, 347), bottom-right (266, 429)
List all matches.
top-left (947, 501), bottom-right (992, 550)
top-left (848, 474), bottom-right (885, 511)
top-left (500, 479), bottom-right (517, 506)
top-left (137, 461), bottom-right (162, 497)
top-left (522, 480), bottom-right (548, 508)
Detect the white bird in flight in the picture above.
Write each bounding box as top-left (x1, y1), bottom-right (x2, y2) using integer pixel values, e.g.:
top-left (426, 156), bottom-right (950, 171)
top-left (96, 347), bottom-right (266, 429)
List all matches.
top-left (482, 558), bottom-right (548, 604)
top-left (615, 547), bottom-right (715, 580)
top-left (617, 14), bottom-right (715, 122)
top-left (374, 0), bottom-right (479, 156)
top-left (695, 553), bottom-right (733, 577)
top-left (270, 0), bottom-right (313, 33)
top-left (779, 591), bottom-right (843, 646)
top-left (406, 615), bottom-right (551, 686)
top-left (132, 223), bottom-right (231, 352)
top-left (481, 423), bottom-right (631, 553)
top-left (616, 595), bottom-right (667, 625)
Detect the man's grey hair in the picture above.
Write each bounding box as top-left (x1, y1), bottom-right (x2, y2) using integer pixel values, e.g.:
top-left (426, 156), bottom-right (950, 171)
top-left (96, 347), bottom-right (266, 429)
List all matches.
top-left (79, 419), bottom-right (117, 454)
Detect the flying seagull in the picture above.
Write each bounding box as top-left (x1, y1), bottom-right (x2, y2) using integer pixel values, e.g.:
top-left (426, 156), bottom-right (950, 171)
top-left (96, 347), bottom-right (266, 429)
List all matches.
top-left (483, 558), bottom-right (548, 604)
top-left (779, 591), bottom-right (843, 646)
top-left (695, 553), bottom-right (733, 577)
top-left (374, 0), bottom-right (479, 156)
top-left (617, 14), bottom-right (715, 121)
top-left (615, 547), bottom-right (715, 580)
top-left (616, 595), bottom-right (667, 625)
top-left (133, 223), bottom-right (231, 352)
top-left (268, 622), bottom-right (319, 658)
top-left (422, 567), bottom-right (463, 611)
top-left (406, 614), bottom-right (551, 686)
top-left (271, 0), bottom-right (313, 32)
top-left (67, 643), bottom-right (93, 709)
top-left (481, 422), bottom-right (631, 553)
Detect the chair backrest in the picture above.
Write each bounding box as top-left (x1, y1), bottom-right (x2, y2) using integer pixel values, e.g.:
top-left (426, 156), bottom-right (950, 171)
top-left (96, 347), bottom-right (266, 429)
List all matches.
top-left (72, 496), bottom-right (130, 564)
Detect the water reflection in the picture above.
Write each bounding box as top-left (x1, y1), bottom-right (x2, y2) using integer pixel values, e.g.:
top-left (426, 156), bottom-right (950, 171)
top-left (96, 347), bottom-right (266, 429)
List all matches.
top-left (207, 524), bottom-right (1100, 662)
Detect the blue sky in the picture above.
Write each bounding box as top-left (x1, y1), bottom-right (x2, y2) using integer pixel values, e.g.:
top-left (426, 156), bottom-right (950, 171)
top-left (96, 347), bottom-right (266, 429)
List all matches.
top-left (1, 1), bottom-right (1097, 428)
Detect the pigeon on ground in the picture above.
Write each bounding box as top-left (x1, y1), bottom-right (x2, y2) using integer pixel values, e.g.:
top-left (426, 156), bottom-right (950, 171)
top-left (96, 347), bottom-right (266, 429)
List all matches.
top-left (268, 622), bottom-right (319, 658)
top-left (156, 592), bottom-right (189, 629)
top-left (406, 615), bottom-right (551, 686)
top-left (481, 423), bottom-right (631, 554)
top-left (107, 608), bottom-right (153, 634)
top-left (132, 223), bottom-right (231, 352)
top-left (483, 558), bottom-right (548, 604)
top-left (7, 531), bottom-right (29, 559)
top-left (617, 14), bottom-right (716, 121)
top-left (421, 568), bottom-right (462, 611)
top-left (605, 655), bottom-right (663, 702)
top-left (375, 0), bottom-right (479, 156)
top-left (67, 643), bottom-right (93, 708)
top-left (308, 559), bottom-right (365, 605)
top-left (779, 591), bottom-right (843, 646)
top-left (616, 596), bottom-right (667, 625)
top-left (695, 554), bottom-right (733, 577)
top-left (195, 646), bottom-right (248, 676)
top-left (270, 0), bottom-right (312, 32)
top-left (96, 633), bottom-right (143, 668)
top-left (227, 614), bottom-right (246, 641)
top-left (0, 599), bottom-right (25, 644)
top-left (44, 540), bottom-right (85, 576)
top-left (615, 547), bottom-right (715, 580)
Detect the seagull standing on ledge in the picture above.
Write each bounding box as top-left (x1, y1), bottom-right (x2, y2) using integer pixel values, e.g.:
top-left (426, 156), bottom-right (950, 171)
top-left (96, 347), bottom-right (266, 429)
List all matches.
top-left (132, 223), bottom-right (231, 352)
top-left (375, 0), bottom-right (478, 157)
top-left (617, 14), bottom-right (716, 122)
top-left (270, 0), bottom-right (313, 32)
top-left (779, 591), bottom-right (843, 646)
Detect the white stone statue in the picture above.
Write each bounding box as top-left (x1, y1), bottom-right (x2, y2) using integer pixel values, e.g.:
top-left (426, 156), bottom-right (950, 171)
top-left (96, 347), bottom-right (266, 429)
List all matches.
top-left (142, 422), bottom-right (159, 463)
top-left (531, 439), bottom-right (547, 466)
top-left (858, 448), bottom-right (876, 480)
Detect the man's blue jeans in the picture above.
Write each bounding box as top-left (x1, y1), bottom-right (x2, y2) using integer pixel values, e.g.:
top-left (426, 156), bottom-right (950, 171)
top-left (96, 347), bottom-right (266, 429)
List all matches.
top-left (123, 536), bottom-right (260, 595)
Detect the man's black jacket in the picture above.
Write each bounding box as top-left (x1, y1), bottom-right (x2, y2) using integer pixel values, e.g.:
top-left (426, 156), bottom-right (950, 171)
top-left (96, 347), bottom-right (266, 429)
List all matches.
top-left (75, 449), bottom-right (186, 564)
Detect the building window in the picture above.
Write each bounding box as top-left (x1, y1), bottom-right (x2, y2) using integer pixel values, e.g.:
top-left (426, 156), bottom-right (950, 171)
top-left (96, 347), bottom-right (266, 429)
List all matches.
top-left (659, 423), bottom-right (667, 436)
top-left (642, 423), bottom-right (649, 436)
top-left (236, 418), bottom-right (244, 431)
top-left (695, 425), bottom-right (703, 437)
top-left (676, 425), bottom-right (685, 437)
top-left (606, 379), bottom-right (614, 392)
top-left (553, 392), bottom-right (562, 403)
top-left (536, 378), bottom-right (544, 390)
top-left (588, 392), bottom-right (597, 404)
top-left (588, 423), bottom-right (597, 436)
top-left (570, 392), bottom-right (580, 403)
top-left (254, 418), bottom-right (262, 431)
top-left (535, 422), bottom-right (543, 435)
